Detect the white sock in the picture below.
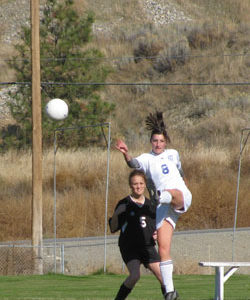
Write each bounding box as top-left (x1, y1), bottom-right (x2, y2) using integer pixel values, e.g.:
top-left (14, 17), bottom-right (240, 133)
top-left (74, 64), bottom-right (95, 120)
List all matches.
top-left (159, 190), bottom-right (172, 204)
top-left (160, 260), bottom-right (174, 293)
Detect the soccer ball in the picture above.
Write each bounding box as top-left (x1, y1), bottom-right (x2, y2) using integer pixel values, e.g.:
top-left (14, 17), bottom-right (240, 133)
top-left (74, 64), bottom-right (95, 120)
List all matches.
top-left (45, 98), bottom-right (68, 121)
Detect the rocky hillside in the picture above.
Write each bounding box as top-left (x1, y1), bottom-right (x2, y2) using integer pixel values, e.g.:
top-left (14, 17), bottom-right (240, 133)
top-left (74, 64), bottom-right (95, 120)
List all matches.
top-left (0, 0), bottom-right (192, 120)
top-left (0, 0), bottom-right (192, 45)
top-left (0, 0), bottom-right (30, 44)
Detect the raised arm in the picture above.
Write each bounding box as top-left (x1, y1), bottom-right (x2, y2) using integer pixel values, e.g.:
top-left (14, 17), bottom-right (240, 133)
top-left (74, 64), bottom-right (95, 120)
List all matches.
top-left (115, 139), bottom-right (140, 168)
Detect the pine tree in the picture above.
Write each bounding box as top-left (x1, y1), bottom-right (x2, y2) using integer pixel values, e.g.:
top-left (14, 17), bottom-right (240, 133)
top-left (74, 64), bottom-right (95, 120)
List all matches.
top-left (2, 0), bottom-right (114, 150)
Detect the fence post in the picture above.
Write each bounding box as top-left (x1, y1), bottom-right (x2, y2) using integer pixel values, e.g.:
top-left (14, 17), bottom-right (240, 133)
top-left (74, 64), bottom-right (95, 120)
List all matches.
top-left (61, 244), bottom-right (65, 274)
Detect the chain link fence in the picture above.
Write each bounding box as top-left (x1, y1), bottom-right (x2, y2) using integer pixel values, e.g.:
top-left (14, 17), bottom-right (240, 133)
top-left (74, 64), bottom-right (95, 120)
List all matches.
top-left (1, 228), bottom-right (250, 276)
top-left (0, 236), bottom-right (121, 276)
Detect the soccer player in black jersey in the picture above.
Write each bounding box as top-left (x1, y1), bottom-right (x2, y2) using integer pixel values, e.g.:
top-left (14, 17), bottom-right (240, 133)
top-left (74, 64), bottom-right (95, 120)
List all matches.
top-left (109, 170), bottom-right (165, 300)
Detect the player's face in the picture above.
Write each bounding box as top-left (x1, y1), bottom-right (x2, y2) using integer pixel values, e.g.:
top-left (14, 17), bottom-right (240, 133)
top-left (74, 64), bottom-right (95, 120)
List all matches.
top-left (151, 134), bottom-right (167, 154)
top-left (130, 175), bottom-right (146, 197)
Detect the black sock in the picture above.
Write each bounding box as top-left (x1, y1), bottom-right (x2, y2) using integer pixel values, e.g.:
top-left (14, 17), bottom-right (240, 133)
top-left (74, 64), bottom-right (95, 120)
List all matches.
top-left (114, 283), bottom-right (132, 300)
top-left (161, 285), bottom-right (166, 296)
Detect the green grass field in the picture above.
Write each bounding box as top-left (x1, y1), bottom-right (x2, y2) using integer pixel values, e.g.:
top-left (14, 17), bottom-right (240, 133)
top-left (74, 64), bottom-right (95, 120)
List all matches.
top-left (0, 273), bottom-right (250, 300)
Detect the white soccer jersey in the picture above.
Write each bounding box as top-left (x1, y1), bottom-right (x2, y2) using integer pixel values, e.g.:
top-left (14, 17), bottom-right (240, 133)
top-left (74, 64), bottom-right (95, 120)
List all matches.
top-left (136, 149), bottom-right (185, 191)
top-left (135, 149), bottom-right (192, 229)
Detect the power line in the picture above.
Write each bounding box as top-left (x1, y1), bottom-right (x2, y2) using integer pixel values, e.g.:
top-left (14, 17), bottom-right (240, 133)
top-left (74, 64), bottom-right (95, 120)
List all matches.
top-left (41, 81), bottom-right (250, 86)
top-left (1, 81), bottom-right (250, 86)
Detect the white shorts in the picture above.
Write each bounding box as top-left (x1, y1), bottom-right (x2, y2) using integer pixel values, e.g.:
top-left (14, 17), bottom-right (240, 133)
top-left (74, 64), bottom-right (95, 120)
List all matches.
top-left (156, 187), bottom-right (192, 229)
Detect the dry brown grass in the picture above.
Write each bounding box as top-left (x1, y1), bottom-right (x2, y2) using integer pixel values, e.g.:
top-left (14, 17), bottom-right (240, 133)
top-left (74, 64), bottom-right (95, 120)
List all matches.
top-left (0, 142), bottom-right (249, 242)
top-left (176, 0), bottom-right (250, 24)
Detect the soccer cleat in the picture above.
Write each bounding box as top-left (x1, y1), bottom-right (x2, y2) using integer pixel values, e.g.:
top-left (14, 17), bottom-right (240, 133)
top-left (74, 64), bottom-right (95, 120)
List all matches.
top-left (164, 289), bottom-right (179, 300)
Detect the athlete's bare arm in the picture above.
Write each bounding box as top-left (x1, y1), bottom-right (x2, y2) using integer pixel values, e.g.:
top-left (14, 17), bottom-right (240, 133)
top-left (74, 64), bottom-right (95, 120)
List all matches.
top-left (115, 139), bottom-right (140, 168)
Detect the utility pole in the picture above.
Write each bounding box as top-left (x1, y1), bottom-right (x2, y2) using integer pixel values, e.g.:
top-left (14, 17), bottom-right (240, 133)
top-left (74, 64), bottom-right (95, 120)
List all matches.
top-left (31, 0), bottom-right (43, 274)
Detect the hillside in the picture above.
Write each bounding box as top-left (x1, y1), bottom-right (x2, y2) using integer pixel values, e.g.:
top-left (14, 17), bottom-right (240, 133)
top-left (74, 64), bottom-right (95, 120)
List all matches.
top-left (0, 0), bottom-right (249, 241)
top-left (0, 0), bottom-right (249, 144)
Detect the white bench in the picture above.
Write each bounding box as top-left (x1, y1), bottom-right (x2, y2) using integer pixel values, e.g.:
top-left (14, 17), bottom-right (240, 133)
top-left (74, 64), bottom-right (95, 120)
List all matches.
top-left (199, 262), bottom-right (250, 300)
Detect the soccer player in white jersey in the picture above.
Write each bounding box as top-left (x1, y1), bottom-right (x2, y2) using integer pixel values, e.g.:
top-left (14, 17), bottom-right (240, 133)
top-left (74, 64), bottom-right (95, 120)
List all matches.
top-left (116, 111), bottom-right (192, 300)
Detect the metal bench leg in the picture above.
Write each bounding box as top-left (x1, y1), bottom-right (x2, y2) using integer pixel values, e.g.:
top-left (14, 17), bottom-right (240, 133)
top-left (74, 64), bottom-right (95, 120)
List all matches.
top-left (215, 266), bottom-right (224, 300)
top-left (214, 266), bottom-right (239, 300)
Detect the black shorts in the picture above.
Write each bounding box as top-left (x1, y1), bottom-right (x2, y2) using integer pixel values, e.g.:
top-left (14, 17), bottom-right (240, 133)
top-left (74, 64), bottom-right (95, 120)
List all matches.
top-left (119, 244), bottom-right (160, 268)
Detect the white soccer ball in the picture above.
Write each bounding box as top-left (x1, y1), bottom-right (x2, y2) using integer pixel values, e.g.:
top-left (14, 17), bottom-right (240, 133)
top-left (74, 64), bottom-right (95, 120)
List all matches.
top-left (45, 98), bottom-right (68, 121)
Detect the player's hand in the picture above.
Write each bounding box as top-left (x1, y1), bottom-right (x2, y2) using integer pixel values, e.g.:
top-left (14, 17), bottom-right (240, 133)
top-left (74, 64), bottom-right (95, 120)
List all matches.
top-left (152, 231), bottom-right (157, 241)
top-left (115, 139), bottom-right (128, 154)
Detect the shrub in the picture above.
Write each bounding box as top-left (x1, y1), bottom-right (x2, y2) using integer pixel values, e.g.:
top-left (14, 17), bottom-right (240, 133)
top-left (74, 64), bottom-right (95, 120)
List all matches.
top-left (187, 22), bottom-right (227, 49)
top-left (133, 32), bottom-right (164, 63)
top-left (153, 37), bottom-right (190, 73)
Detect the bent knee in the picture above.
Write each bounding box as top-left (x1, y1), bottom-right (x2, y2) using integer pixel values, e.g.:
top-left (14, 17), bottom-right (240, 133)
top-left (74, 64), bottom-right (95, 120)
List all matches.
top-left (128, 272), bottom-right (140, 285)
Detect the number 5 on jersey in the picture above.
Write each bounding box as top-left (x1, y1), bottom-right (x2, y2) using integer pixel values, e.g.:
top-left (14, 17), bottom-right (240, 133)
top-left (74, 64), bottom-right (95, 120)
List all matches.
top-left (140, 216), bottom-right (146, 228)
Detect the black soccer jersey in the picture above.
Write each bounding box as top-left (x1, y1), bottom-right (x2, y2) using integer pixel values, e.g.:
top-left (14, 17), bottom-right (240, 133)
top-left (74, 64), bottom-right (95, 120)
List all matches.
top-left (114, 196), bottom-right (157, 248)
